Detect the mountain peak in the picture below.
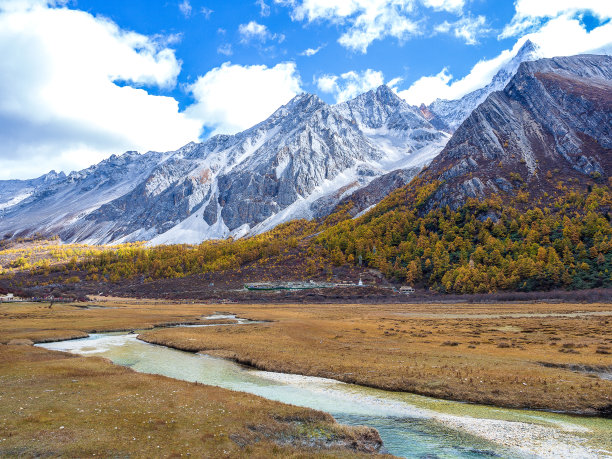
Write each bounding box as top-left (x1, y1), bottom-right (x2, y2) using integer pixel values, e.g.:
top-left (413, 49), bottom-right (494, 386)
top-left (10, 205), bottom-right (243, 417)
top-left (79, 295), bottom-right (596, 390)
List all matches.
top-left (510, 39), bottom-right (543, 67)
top-left (374, 84), bottom-right (394, 96)
top-left (288, 92), bottom-right (324, 107)
top-left (516, 39), bottom-right (539, 58)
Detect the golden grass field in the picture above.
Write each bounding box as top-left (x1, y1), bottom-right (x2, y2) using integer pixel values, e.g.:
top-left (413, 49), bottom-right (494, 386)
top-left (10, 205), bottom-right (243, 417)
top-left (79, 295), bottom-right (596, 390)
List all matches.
top-left (139, 301), bottom-right (612, 415)
top-left (1, 298), bottom-right (611, 457)
top-left (0, 301), bottom-right (385, 458)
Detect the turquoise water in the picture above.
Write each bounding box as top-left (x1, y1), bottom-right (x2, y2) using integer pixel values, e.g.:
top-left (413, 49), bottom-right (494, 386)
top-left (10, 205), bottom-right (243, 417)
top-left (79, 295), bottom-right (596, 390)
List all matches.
top-left (39, 332), bottom-right (612, 458)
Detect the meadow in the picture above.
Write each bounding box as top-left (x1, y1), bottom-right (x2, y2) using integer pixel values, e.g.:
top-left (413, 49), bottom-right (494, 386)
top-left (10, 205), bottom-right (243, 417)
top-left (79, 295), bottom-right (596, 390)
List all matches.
top-left (1, 298), bottom-right (610, 458)
top-left (0, 301), bottom-right (384, 457)
top-left (140, 301), bottom-right (612, 415)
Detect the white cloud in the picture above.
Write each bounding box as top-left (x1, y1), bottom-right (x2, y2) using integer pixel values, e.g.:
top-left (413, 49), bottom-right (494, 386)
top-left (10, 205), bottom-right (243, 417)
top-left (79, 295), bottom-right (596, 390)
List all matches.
top-left (435, 15), bottom-right (489, 45)
top-left (201, 6), bottom-right (213, 19)
top-left (178, 0), bottom-right (192, 18)
top-left (275, 0), bottom-right (420, 53)
top-left (256, 0), bottom-right (270, 17)
top-left (502, 0), bottom-right (612, 38)
top-left (238, 20), bottom-right (284, 44)
top-left (185, 62), bottom-right (303, 135)
top-left (316, 69), bottom-right (386, 103)
top-left (421, 0), bottom-right (464, 14)
top-left (239, 21), bottom-right (268, 42)
top-left (300, 45), bottom-right (322, 56)
top-left (399, 13), bottom-right (612, 105)
top-left (217, 43), bottom-right (233, 56)
top-left (0, 0), bottom-right (202, 179)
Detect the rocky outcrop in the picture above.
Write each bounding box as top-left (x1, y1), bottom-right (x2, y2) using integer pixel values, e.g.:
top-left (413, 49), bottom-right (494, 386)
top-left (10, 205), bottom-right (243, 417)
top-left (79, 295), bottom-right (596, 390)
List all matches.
top-left (320, 168), bottom-right (421, 218)
top-left (428, 40), bottom-right (543, 132)
top-left (421, 54), bottom-right (612, 211)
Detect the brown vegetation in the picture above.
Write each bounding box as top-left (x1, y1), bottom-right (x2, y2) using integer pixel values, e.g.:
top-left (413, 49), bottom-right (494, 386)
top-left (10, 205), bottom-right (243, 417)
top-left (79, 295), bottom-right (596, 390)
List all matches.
top-left (139, 302), bottom-right (612, 416)
top-left (0, 301), bottom-right (386, 457)
top-left (0, 345), bottom-right (383, 457)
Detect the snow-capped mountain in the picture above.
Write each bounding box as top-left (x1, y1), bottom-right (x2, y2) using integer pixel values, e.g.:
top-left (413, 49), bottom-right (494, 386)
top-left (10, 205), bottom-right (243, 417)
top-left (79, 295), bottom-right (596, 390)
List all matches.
top-left (0, 86), bottom-right (448, 244)
top-left (336, 85), bottom-right (447, 164)
top-left (420, 54), bottom-right (612, 212)
top-left (426, 40), bottom-right (544, 131)
top-left (0, 152), bottom-right (165, 239)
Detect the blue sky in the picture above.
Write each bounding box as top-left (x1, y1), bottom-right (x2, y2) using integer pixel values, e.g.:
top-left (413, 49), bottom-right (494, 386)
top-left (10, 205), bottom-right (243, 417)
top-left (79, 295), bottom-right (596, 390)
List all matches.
top-left (0, 0), bottom-right (610, 179)
top-left (73, 0), bottom-right (520, 108)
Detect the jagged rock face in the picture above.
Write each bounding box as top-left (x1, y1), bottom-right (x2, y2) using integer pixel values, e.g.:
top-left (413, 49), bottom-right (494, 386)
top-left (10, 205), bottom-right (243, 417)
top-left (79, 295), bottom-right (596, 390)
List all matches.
top-left (216, 96), bottom-right (384, 231)
top-left (0, 87), bottom-right (448, 244)
top-left (0, 152), bottom-right (164, 240)
top-left (428, 40), bottom-right (543, 132)
top-left (326, 168), bottom-right (422, 218)
top-left (336, 85), bottom-right (447, 161)
top-left (0, 170), bottom-right (65, 213)
top-left (422, 54), bottom-right (612, 212)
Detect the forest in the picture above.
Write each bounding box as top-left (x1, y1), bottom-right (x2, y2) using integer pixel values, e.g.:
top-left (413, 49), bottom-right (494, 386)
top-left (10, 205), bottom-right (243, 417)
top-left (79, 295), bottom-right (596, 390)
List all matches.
top-left (3, 180), bottom-right (611, 295)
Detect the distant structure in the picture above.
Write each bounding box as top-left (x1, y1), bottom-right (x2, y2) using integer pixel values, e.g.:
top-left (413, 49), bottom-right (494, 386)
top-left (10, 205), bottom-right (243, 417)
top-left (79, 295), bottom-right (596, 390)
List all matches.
top-left (399, 286), bottom-right (415, 295)
top-left (358, 277), bottom-right (364, 286)
top-left (0, 293), bottom-right (17, 302)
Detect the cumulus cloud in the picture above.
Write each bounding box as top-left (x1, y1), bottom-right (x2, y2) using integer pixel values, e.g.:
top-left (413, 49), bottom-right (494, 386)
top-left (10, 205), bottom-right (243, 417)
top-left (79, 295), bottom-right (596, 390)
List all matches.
top-left (434, 15), bottom-right (489, 45)
top-left (256, 0), bottom-right (270, 17)
top-left (300, 45), bottom-right (323, 56)
top-left (501, 0), bottom-right (612, 38)
top-left (201, 6), bottom-right (213, 19)
top-left (275, 0), bottom-right (421, 53)
top-left (399, 7), bottom-right (612, 105)
top-left (0, 0), bottom-right (202, 179)
top-left (421, 0), bottom-right (464, 14)
top-left (217, 43), bottom-right (233, 56)
top-left (185, 62), bottom-right (303, 135)
top-left (316, 69), bottom-right (388, 103)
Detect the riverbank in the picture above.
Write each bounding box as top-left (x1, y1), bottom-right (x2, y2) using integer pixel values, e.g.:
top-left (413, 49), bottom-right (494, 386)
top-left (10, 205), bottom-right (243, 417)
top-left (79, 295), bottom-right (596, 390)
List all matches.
top-left (0, 300), bottom-right (389, 457)
top-left (39, 332), bottom-right (612, 459)
top-left (0, 343), bottom-right (387, 457)
top-left (2, 299), bottom-right (611, 417)
top-left (137, 302), bottom-right (612, 417)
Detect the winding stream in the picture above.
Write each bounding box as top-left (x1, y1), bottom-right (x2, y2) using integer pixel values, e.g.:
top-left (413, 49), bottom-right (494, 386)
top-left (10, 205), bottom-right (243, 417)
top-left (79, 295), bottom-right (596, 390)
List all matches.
top-left (38, 320), bottom-right (612, 459)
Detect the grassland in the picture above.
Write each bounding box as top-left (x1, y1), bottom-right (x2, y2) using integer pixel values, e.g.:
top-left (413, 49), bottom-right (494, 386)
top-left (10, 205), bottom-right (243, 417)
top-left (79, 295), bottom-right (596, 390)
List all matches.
top-left (0, 301), bottom-right (385, 457)
top-left (138, 302), bottom-right (612, 416)
top-left (1, 299), bottom-right (611, 459)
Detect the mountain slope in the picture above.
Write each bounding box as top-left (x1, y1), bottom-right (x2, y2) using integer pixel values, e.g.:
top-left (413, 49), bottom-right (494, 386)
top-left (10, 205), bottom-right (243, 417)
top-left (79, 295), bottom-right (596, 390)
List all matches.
top-left (0, 88), bottom-right (448, 244)
top-left (426, 40), bottom-right (544, 131)
top-left (0, 152), bottom-right (165, 240)
top-left (421, 54), bottom-right (611, 211)
top-left (311, 55), bottom-right (612, 293)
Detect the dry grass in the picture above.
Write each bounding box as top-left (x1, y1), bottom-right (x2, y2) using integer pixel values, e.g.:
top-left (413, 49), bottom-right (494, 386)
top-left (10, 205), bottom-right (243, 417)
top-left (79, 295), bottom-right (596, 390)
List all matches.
top-left (2, 299), bottom-right (610, 420)
top-left (0, 300), bottom-right (221, 344)
top-left (0, 301), bottom-right (386, 456)
top-left (139, 302), bottom-right (612, 416)
top-left (0, 345), bottom-right (384, 458)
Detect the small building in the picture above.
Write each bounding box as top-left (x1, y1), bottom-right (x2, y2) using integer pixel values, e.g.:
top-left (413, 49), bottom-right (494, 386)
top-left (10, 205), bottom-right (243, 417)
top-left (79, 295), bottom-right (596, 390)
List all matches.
top-left (0, 293), bottom-right (16, 302)
top-left (399, 286), bottom-right (415, 295)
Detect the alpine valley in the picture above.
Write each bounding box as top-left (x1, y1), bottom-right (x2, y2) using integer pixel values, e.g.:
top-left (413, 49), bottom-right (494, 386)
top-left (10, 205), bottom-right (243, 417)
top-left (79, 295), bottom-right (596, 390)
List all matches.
top-left (4, 3), bottom-right (612, 459)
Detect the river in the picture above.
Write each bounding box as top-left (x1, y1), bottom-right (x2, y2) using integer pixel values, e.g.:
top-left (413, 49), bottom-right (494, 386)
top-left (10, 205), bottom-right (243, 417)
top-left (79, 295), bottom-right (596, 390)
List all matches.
top-left (38, 322), bottom-right (612, 459)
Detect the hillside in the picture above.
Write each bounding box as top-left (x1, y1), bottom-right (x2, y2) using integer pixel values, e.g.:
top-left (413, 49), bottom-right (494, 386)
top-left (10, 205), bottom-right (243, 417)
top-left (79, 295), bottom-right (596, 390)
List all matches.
top-left (314, 54), bottom-right (612, 293)
top-left (421, 54), bottom-right (611, 212)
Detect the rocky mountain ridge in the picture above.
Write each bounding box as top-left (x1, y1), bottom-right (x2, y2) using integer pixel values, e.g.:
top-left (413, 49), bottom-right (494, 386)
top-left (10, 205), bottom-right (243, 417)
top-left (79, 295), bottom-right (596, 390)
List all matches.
top-left (420, 54), bottom-right (611, 212)
top-left (426, 40), bottom-right (544, 132)
top-left (0, 87), bottom-right (448, 244)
